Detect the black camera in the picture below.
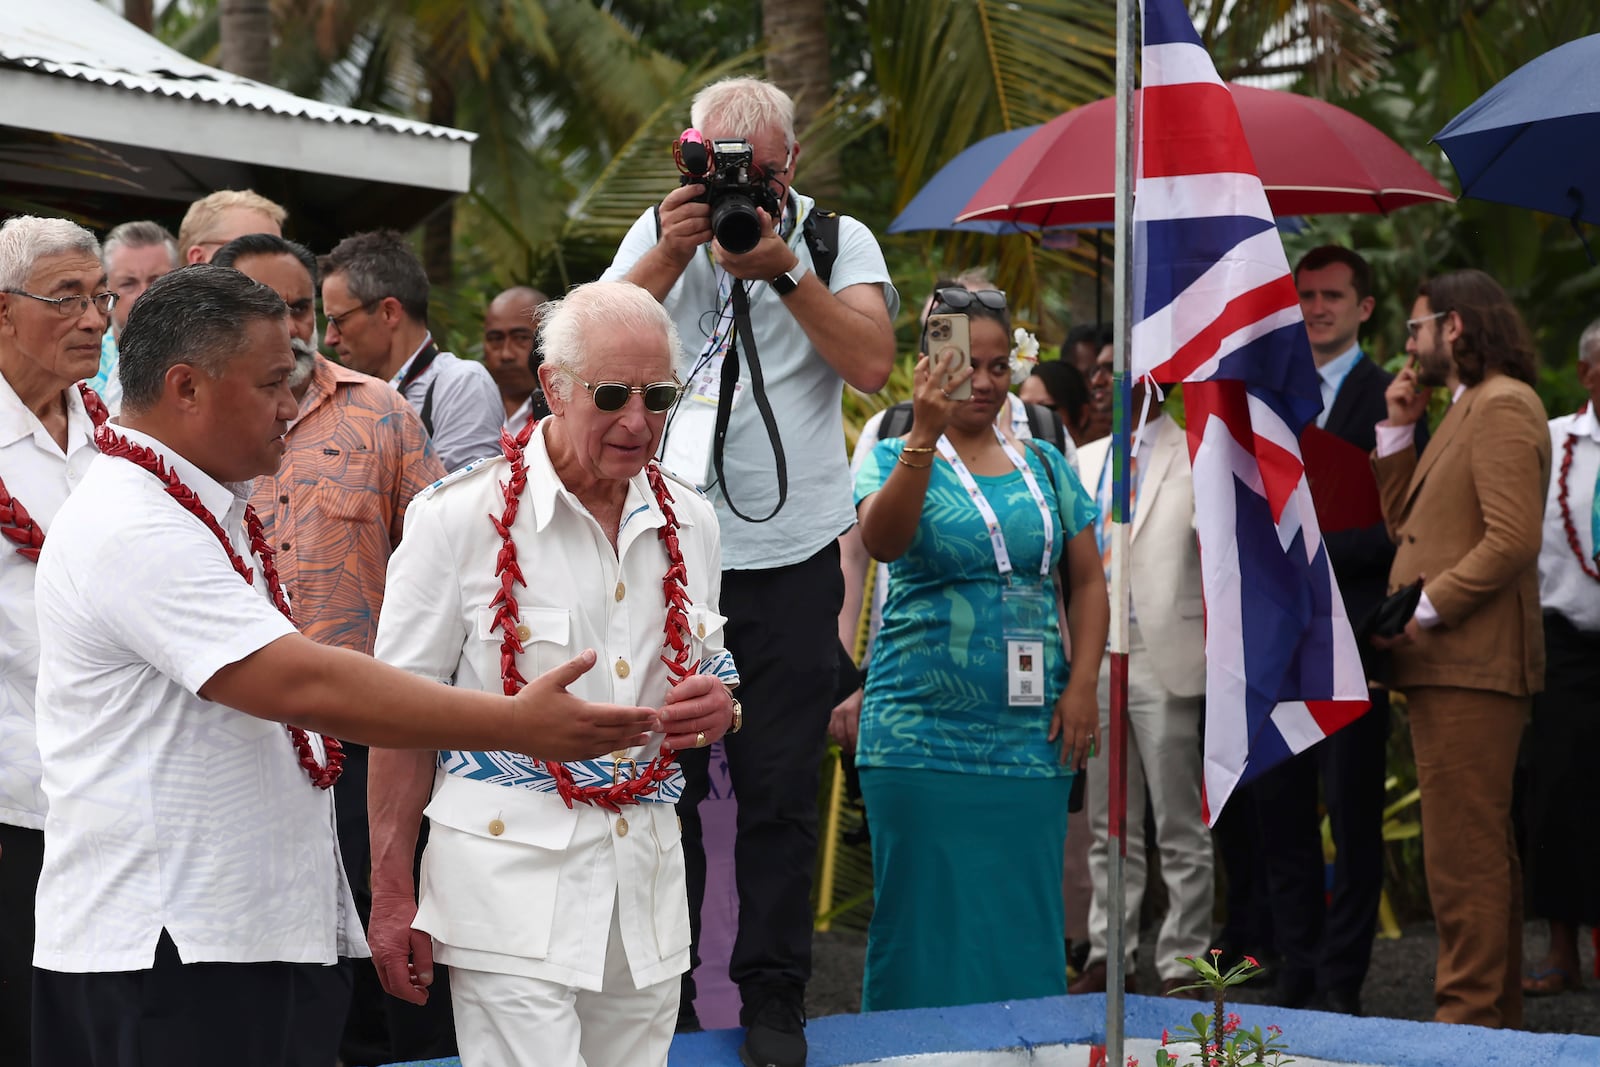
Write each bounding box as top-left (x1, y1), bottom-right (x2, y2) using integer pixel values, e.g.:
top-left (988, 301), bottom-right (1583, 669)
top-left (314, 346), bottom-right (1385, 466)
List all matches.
top-left (673, 127), bottom-right (782, 255)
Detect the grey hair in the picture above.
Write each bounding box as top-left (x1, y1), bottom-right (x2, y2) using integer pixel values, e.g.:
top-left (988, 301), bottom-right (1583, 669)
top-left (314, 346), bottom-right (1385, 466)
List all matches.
top-left (690, 77), bottom-right (796, 151)
top-left (118, 264), bottom-right (288, 414)
top-left (1580, 318), bottom-right (1600, 365)
top-left (320, 230), bottom-right (429, 322)
top-left (102, 221), bottom-right (179, 272)
top-left (537, 282), bottom-right (681, 401)
top-left (0, 216), bottom-right (101, 290)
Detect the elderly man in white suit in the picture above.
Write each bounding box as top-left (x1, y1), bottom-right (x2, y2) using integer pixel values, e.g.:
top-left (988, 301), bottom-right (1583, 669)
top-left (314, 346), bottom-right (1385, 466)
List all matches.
top-left (1068, 366), bottom-right (1211, 998)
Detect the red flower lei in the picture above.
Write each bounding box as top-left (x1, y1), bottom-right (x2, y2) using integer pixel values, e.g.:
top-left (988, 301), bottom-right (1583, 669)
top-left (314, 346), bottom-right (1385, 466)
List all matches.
top-left (490, 419), bottom-right (697, 811)
top-left (1557, 403), bottom-right (1600, 583)
top-left (0, 384), bottom-right (109, 562)
top-left (95, 425), bottom-right (345, 789)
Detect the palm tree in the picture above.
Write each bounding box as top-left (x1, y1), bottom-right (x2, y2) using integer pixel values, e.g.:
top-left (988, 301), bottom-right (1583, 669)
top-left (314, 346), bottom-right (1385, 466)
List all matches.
top-left (218, 0), bottom-right (272, 81)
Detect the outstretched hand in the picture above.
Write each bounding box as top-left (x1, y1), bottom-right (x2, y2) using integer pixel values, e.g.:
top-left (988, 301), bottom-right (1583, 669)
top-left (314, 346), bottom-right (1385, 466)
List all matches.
top-left (510, 650), bottom-right (659, 762)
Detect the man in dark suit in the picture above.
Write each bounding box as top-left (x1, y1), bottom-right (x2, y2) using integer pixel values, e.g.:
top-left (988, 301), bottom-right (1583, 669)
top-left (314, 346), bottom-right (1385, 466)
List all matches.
top-left (1251, 247), bottom-right (1409, 1016)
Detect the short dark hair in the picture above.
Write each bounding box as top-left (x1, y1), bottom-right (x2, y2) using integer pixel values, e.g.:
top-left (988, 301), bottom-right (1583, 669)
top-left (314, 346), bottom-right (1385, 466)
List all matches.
top-left (320, 230), bottom-right (429, 322)
top-left (1028, 360), bottom-right (1090, 424)
top-left (119, 264), bottom-right (287, 413)
top-left (1064, 323), bottom-right (1113, 352)
top-left (1417, 269), bottom-right (1537, 388)
top-left (213, 232), bottom-right (318, 287)
top-left (1294, 245), bottom-right (1373, 301)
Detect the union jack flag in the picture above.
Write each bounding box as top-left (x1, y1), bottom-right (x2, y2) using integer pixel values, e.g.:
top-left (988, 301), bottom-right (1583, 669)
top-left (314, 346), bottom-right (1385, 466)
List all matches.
top-left (1133, 0), bottom-right (1370, 824)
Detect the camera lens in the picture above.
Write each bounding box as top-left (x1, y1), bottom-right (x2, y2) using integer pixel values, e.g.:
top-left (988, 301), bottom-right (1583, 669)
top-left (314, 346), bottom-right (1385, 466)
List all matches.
top-left (712, 195), bottom-right (763, 255)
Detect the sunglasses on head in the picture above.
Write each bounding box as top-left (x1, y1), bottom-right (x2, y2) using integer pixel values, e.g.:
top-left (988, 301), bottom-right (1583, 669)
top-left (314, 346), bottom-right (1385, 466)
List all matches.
top-left (932, 287), bottom-right (1008, 312)
top-left (558, 366), bottom-right (683, 413)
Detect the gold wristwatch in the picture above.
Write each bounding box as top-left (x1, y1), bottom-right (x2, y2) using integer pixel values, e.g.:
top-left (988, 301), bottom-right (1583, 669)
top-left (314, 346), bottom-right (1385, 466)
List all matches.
top-left (729, 696), bottom-right (744, 734)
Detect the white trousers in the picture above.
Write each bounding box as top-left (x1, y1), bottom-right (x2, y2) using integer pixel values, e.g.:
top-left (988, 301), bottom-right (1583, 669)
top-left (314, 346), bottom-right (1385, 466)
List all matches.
top-left (450, 903), bottom-right (678, 1067)
top-left (1084, 625), bottom-right (1214, 980)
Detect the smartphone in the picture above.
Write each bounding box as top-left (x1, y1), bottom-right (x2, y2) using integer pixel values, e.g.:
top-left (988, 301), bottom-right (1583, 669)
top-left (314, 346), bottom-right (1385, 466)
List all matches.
top-left (926, 313), bottom-right (972, 400)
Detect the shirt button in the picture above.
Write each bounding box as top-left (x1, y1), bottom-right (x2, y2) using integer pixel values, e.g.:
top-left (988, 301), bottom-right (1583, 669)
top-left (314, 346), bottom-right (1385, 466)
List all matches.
top-left (616, 817), bottom-right (629, 838)
top-left (615, 581), bottom-right (626, 601)
top-left (281, 542), bottom-right (291, 550)
top-left (616, 659), bottom-right (630, 679)
top-left (515, 623), bottom-right (531, 642)
top-left (488, 819), bottom-right (505, 837)
top-left (696, 622), bottom-right (706, 638)
top-left (279, 494), bottom-right (290, 504)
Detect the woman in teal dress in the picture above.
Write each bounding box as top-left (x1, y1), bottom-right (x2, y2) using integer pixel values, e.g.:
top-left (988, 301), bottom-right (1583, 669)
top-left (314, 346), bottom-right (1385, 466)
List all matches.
top-left (853, 289), bottom-right (1108, 1012)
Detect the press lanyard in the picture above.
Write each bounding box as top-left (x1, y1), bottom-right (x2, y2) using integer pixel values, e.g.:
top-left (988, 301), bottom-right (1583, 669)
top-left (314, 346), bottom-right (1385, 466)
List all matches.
top-left (936, 427), bottom-right (1054, 579)
top-left (391, 334), bottom-right (440, 395)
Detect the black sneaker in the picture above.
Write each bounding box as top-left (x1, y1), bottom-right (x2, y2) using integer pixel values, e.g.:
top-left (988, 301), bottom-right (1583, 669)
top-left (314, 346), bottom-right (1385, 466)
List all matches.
top-left (739, 991), bottom-right (807, 1067)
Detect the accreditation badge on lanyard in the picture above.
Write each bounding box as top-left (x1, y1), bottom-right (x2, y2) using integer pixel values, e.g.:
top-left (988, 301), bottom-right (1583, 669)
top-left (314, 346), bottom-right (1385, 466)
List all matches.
top-left (937, 429), bottom-right (1056, 707)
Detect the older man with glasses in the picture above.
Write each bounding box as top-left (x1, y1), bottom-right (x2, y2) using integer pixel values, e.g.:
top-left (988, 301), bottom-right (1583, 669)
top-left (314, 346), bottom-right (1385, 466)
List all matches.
top-left (0, 215), bottom-right (114, 1067)
top-left (369, 280), bottom-right (737, 1067)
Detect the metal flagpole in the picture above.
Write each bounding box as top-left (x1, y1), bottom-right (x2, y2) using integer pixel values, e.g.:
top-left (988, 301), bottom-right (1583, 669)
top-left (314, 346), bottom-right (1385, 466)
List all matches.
top-left (1106, 0), bottom-right (1138, 1063)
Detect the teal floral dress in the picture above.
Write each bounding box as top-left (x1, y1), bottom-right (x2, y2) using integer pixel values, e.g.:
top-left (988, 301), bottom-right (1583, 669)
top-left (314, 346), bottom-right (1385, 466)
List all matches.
top-left (853, 434), bottom-right (1098, 1012)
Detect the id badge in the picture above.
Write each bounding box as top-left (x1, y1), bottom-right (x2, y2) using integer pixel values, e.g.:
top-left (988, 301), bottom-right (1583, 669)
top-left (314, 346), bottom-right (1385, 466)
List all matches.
top-left (1002, 584), bottom-right (1051, 707)
top-left (658, 357), bottom-right (743, 489)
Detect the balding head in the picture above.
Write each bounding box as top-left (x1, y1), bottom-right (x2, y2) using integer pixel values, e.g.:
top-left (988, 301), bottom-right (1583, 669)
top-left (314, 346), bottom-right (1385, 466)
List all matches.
top-left (483, 286), bottom-right (550, 407)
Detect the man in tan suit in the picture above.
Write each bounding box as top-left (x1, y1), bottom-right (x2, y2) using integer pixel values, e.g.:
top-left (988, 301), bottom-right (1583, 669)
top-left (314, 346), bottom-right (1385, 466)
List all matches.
top-left (1372, 269), bottom-right (1549, 1028)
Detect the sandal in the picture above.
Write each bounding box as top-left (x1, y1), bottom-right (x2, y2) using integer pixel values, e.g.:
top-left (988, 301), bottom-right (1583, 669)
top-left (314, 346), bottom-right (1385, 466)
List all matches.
top-left (1522, 965), bottom-right (1582, 996)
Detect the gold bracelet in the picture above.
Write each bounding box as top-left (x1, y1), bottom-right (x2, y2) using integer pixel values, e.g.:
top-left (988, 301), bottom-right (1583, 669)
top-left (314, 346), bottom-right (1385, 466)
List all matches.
top-left (897, 454), bottom-right (932, 469)
top-left (900, 445), bottom-right (936, 454)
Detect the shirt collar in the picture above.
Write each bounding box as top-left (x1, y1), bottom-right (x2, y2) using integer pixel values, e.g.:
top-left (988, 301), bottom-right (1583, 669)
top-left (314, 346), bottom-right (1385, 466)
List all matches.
top-left (523, 418), bottom-right (695, 537)
top-left (1570, 402), bottom-right (1600, 443)
top-left (296, 355), bottom-right (373, 422)
top-left (1317, 343), bottom-right (1363, 389)
top-left (389, 333), bottom-right (436, 387)
top-left (113, 424), bottom-right (252, 522)
top-left (0, 371), bottom-right (97, 452)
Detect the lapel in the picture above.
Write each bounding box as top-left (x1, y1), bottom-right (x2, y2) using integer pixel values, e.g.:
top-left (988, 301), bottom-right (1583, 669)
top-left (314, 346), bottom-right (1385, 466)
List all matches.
top-left (1402, 385), bottom-right (1474, 512)
top-left (1131, 419), bottom-right (1181, 542)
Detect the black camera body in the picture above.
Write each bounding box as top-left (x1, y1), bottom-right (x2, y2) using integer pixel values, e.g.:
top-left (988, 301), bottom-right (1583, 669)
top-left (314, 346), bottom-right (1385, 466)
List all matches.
top-left (673, 128), bottom-right (782, 255)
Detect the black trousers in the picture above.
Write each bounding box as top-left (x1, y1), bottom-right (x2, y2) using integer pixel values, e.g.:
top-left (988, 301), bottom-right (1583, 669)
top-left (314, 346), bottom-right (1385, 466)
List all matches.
top-left (1523, 612), bottom-right (1600, 925)
top-left (1252, 688), bottom-right (1391, 998)
top-left (0, 824), bottom-right (43, 1067)
top-left (676, 541), bottom-right (843, 1017)
top-left (32, 931), bottom-right (318, 1067)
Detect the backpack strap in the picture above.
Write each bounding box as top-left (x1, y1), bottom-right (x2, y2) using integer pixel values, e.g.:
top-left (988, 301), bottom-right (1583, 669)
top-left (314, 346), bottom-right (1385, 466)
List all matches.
top-left (420, 380), bottom-right (437, 438)
top-left (1022, 401), bottom-right (1068, 455)
top-left (876, 401), bottom-right (915, 441)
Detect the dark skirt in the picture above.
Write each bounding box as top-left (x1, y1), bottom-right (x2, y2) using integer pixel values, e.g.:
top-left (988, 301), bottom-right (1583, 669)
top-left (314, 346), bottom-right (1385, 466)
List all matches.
top-left (859, 765), bottom-right (1071, 1012)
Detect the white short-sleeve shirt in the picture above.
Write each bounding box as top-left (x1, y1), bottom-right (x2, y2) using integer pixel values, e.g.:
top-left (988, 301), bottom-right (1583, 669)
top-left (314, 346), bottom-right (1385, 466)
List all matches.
top-left (375, 419), bottom-right (734, 991)
top-left (32, 426), bottom-right (366, 972)
top-left (0, 376), bottom-right (99, 830)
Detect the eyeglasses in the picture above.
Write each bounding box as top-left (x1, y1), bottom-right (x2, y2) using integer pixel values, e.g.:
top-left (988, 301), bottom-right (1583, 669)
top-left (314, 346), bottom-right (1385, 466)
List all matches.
top-left (558, 366), bottom-right (683, 413)
top-left (1405, 311), bottom-right (1447, 338)
top-left (325, 299), bottom-right (382, 333)
top-left (932, 288), bottom-right (1008, 312)
top-left (5, 289), bottom-right (116, 318)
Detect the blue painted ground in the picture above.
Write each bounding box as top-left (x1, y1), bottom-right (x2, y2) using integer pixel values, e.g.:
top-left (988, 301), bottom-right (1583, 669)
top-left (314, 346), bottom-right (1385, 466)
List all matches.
top-left (386, 991), bottom-right (1600, 1067)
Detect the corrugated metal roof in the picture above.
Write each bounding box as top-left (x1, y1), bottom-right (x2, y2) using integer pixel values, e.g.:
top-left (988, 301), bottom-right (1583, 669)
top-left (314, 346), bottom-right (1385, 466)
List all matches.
top-left (2, 0), bottom-right (475, 143)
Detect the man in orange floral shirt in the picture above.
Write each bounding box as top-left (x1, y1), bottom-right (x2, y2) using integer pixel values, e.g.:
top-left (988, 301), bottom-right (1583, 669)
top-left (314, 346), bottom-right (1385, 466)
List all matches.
top-left (215, 234), bottom-right (447, 1064)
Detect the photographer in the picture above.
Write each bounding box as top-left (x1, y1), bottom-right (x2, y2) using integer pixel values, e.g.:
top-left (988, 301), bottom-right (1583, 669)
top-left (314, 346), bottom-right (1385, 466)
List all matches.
top-left (602, 75), bottom-right (897, 1067)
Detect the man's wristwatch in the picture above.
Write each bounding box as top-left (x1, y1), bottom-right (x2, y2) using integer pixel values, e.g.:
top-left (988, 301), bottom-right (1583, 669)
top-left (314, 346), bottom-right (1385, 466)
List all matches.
top-left (729, 696), bottom-right (743, 734)
top-left (770, 260), bottom-right (807, 296)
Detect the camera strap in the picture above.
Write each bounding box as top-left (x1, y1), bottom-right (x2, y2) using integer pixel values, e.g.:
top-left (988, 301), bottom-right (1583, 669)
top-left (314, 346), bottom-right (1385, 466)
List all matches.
top-left (711, 280), bottom-right (788, 523)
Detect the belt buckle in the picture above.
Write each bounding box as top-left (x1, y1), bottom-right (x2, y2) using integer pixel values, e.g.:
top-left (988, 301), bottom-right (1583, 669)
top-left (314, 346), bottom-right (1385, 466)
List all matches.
top-left (612, 757), bottom-right (638, 785)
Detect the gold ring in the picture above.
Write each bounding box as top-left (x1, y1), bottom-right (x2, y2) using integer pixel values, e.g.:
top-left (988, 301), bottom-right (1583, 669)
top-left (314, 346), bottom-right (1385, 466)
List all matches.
top-left (696, 730), bottom-right (708, 748)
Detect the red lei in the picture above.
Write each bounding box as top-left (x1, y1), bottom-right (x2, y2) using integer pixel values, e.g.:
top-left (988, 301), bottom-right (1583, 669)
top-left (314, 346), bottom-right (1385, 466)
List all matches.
top-left (490, 419), bottom-right (697, 811)
top-left (95, 425), bottom-right (344, 789)
top-left (1557, 403), bottom-right (1600, 583)
top-left (0, 384), bottom-right (109, 562)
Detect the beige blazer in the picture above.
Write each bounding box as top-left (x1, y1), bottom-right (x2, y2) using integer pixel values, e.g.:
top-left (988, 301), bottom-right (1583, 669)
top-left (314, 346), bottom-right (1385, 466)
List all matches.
top-left (1373, 373), bottom-right (1550, 696)
top-left (1079, 419), bottom-right (1206, 697)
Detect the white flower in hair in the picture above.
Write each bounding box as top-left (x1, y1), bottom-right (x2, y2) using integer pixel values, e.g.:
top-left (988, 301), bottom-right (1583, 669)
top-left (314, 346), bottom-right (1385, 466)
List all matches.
top-left (1010, 328), bottom-right (1040, 385)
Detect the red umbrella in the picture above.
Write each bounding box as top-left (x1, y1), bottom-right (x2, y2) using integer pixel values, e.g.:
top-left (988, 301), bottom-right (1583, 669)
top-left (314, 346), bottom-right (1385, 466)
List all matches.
top-left (957, 84), bottom-right (1453, 226)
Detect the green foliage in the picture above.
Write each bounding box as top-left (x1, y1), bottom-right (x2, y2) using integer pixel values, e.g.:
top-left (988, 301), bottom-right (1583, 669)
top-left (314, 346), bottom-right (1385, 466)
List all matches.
top-left (1156, 953), bottom-right (1294, 1067)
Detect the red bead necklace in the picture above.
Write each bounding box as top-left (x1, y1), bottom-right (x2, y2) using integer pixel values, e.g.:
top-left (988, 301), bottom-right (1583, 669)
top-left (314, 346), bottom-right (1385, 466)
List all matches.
top-left (0, 384), bottom-right (109, 562)
top-left (1556, 403), bottom-right (1600, 583)
top-left (95, 425), bottom-right (344, 789)
top-left (490, 419), bottom-right (697, 811)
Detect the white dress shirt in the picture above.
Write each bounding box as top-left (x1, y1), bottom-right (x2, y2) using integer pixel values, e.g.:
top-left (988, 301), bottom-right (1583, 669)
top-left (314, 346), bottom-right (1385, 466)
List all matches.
top-left (32, 426), bottom-right (364, 972)
top-left (0, 376), bottom-right (99, 830)
top-left (390, 334), bottom-right (506, 473)
top-left (375, 419), bottom-right (734, 992)
top-left (1539, 407), bottom-right (1600, 631)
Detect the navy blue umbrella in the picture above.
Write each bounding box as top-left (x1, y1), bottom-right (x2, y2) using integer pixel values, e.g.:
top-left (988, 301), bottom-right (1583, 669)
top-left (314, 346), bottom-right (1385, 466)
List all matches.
top-left (1434, 33), bottom-right (1600, 224)
top-left (888, 125), bottom-right (1041, 234)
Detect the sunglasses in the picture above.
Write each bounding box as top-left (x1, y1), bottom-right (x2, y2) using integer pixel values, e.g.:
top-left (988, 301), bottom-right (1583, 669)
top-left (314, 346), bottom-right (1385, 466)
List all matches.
top-left (932, 287), bottom-right (1008, 312)
top-left (558, 366), bottom-right (683, 413)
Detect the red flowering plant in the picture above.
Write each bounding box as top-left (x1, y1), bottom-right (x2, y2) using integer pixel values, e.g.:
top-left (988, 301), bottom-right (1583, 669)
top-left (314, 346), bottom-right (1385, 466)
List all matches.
top-left (1155, 950), bottom-right (1294, 1067)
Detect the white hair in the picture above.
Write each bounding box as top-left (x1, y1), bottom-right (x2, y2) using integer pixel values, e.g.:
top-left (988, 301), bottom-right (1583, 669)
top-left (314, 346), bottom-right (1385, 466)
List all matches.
top-left (1581, 318), bottom-right (1600, 365)
top-left (0, 216), bottom-right (101, 290)
top-left (690, 76), bottom-right (796, 151)
top-left (537, 282), bottom-right (681, 400)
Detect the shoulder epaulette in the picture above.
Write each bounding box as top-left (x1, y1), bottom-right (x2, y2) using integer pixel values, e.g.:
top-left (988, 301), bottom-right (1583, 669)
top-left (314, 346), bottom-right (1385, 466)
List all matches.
top-left (418, 454), bottom-right (506, 499)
